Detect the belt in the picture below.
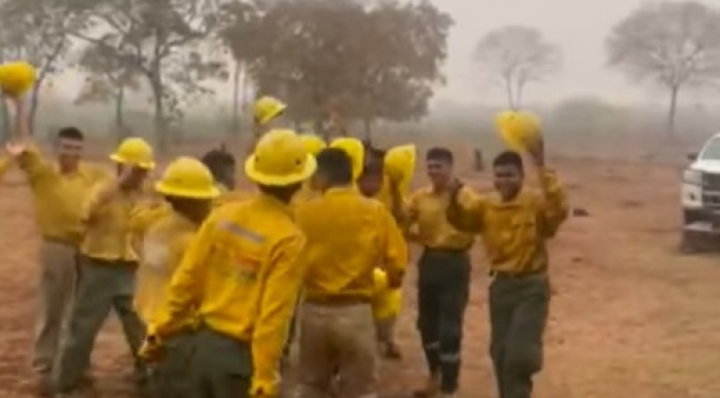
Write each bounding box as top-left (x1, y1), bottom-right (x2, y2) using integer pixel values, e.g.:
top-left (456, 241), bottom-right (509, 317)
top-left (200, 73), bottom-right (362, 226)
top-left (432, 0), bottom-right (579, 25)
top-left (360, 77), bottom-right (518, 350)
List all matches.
top-left (42, 235), bottom-right (78, 247)
top-left (304, 294), bottom-right (371, 306)
top-left (490, 268), bottom-right (547, 279)
top-left (423, 246), bottom-right (470, 254)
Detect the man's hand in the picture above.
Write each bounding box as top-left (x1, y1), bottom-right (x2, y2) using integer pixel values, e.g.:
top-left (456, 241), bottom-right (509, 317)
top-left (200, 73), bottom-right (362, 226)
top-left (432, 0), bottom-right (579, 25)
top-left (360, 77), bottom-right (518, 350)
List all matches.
top-left (386, 270), bottom-right (404, 289)
top-left (528, 137), bottom-right (545, 168)
top-left (447, 178), bottom-right (464, 202)
top-left (137, 336), bottom-right (165, 363)
top-left (5, 140), bottom-right (26, 157)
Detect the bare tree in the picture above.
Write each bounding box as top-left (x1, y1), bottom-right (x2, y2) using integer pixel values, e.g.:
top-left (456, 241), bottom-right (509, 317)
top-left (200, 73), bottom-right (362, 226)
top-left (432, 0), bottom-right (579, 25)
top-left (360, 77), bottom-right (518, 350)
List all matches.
top-left (473, 25), bottom-right (561, 109)
top-left (606, 1), bottom-right (720, 136)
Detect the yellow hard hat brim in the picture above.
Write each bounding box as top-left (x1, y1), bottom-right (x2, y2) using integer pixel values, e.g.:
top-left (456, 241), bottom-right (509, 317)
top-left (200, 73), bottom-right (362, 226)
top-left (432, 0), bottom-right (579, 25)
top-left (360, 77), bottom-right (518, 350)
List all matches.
top-left (257, 104), bottom-right (287, 126)
top-left (244, 154), bottom-right (317, 186)
top-left (154, 181), bottom-right (221, 200)
top-left (109, 153), bottom-right (156, 170)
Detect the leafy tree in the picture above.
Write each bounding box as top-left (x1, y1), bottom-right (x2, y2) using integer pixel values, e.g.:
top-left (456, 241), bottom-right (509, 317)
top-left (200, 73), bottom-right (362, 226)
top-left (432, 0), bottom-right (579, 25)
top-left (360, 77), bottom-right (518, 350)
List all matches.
top-left (74, 44), bottom-right (141, 140)
top-left (473, 25), bottom-right (562, 110)
top-left (222, 0), bottom-right (452, 139)
top-left (66, 0), bottom-right (228, 150)
top-left (606, 1), bottom-right (720, 135)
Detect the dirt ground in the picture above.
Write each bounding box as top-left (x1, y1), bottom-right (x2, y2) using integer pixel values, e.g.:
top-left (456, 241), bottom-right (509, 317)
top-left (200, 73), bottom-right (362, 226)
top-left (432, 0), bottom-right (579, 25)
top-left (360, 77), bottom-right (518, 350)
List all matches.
top-left (1, 155), bottom-right (720, 398)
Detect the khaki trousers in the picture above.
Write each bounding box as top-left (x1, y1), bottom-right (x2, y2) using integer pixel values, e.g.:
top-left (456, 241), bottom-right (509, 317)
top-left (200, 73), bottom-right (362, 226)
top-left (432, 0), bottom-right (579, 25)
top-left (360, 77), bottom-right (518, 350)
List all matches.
top-left (296, 302), bottom-right (378, 398)
top-left (32, 239), bottom-right (78, 374)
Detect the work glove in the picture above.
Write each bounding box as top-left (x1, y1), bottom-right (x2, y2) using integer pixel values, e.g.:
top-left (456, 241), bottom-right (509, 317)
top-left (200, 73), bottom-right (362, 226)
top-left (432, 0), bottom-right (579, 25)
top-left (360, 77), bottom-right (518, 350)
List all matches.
top-left (138, 335), bottom-right (165, 363)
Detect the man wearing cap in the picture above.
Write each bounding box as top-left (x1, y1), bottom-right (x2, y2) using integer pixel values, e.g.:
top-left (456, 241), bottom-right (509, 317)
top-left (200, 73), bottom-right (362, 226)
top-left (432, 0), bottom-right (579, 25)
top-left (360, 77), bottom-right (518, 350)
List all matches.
top-left (144, 129), bottom-right (314, 398)
top-left (2, 95), bottom-right (109, 396)
top-left (134, 157), bottom-right (220, 398)
top-left (52, 137), bottom-right (156, 397)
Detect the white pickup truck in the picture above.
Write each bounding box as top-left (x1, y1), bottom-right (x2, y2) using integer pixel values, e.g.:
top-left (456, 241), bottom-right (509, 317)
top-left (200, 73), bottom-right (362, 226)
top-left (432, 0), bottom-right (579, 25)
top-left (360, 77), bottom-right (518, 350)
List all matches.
top-left (681, 134), bottom-right (720, 244)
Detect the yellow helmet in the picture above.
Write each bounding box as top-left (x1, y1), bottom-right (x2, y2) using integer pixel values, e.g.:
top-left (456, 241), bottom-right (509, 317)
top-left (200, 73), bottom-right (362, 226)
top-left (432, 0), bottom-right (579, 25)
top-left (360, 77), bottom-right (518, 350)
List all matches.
top-left (155, 157), bottom-right (221, 200)
top-left (300, 134), bottom-right (327, 157)
top-left (384, 144), bottom-right (416, 195)
top-left (495, 110), bottom-right (542, 152)
top-left (109, 137), bottom-right (155, 170)
top-left (330, 137), bottom-right (364, 180)
top-left (0, 61), bottom-right (36, 97)
top-left (253, 96), bottom-right (287, 126)
top-left (245, 129), bottom-right (317, 186)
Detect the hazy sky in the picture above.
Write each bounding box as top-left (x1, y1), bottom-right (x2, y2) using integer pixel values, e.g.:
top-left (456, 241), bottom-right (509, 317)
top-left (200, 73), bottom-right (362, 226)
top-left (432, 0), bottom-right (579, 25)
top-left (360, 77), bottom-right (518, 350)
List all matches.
top-left (435, 0), bottom-right (720, 106)
top-left (51, 0), bottom-right (720, 109)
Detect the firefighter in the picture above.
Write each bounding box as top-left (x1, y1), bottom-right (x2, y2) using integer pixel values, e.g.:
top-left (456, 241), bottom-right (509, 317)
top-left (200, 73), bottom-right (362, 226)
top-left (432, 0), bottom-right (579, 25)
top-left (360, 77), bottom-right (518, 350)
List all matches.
top-left (135, 157), bottom-right (220, 398)
top-left (399, 147), bottom-right (479, 398)
top-left (142, 129), bottom-right (315, 398)
top-left (294, 147), bottom-right (408, 398)
top-left (52, 137), bottom-right (155, 397)
top-left (446, 141), bottom-right (568, 398)
top-left (2, 95), bottom-right (109, 396)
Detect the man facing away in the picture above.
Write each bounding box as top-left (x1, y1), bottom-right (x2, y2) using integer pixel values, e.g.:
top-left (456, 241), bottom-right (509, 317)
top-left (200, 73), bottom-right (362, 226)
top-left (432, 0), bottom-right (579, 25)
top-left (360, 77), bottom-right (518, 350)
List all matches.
top-left (3, 95), bottom-right (109, 396)
top-left (398, 147), bottom-right (478, 398)
top-left (135, 157), bottom-right (220, 398)
top-left (446, 141), bottom-right (568, 398)
top-left (294, 147), bottom-right (408, 398)
top-left (144, 129), bottom-right (314, 398)
top-left (52, 137), bottom-right (156, 397)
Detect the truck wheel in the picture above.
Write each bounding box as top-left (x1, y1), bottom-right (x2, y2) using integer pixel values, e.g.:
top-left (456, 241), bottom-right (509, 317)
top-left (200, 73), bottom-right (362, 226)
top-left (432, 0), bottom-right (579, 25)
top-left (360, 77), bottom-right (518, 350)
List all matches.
top-left (683, 209), bottom-right (702, 226)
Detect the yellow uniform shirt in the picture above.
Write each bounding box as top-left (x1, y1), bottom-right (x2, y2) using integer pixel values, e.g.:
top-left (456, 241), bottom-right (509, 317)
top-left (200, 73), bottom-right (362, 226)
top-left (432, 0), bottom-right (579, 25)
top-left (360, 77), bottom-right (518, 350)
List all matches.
top-left (150, 194), bottom-right (305, 394)
top-left (295, 187), bottom-right (408, 302)
top-left (214, 183), bottom-right (252, 207)
top-left (80, 180), bottom-right (147, 262)
top-left (18, 146), bottom-right (110, 245)
top-left (447, 169), bottom-right (569, 275)
top-left (402, 185), bottom-right (477, 250)
top-left (135, 212), bottom-right (198, 327)
top-left (291, 180), bottom-right (320, 206)
top-left (371, 268), bottom-right (402, 320)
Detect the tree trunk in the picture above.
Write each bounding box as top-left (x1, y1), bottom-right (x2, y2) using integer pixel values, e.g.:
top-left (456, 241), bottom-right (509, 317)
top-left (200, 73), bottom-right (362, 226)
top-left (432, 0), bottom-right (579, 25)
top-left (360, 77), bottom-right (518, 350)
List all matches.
top-left (0, 101), bottom-right (10, 143)
top-left (149, 70), bottom-right (167, 152)
top-left (515, 78), bottom-right (526, 110)
top-left (667, 85), bottom-right (679, 137)
top-left (504, 78), bottom-right (515, 110)
top-left (114, 85), bottom-right (126, 143)
top-left (363, 118), bottom-right (372, 141)
top-left (231, 60), bottom-right (241, 135)
top-left (27, 82), bottom-right (43, 136)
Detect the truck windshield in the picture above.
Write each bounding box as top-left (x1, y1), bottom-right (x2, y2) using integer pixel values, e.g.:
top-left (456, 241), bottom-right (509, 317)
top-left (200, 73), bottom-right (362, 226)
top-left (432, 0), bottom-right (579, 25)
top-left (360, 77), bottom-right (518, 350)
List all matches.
top-left (700, 137), bottom-right (720, 160)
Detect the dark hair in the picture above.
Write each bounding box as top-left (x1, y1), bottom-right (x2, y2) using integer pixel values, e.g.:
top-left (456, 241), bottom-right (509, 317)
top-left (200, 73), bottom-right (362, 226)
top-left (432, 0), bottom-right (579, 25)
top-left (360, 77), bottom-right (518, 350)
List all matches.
top-left (493, 150), bottom-right (524, 171)
top-left (362, 157), bottom-right (384, 178)
top-left (201, 149), bottom-right (236, 179)
top-left (316, 147), bottom-right (353, 185)
top-left (57, 127), bottom-right (84, 141)
top-left (258, 183), bottom-right (302, 202)
top-left (426, 147), bottom-right (453, 163)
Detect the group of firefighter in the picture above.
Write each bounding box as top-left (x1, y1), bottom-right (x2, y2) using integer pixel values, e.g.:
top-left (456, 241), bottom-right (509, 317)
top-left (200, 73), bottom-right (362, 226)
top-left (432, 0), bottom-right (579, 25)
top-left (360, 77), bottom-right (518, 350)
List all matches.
top-left (0, 92), bottom-right (568, 398)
